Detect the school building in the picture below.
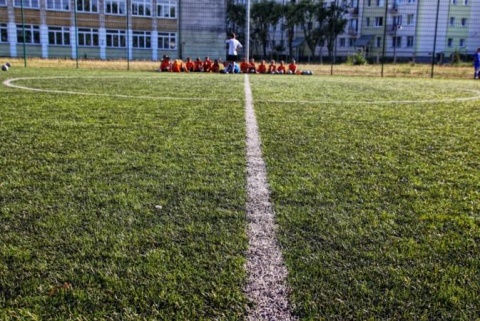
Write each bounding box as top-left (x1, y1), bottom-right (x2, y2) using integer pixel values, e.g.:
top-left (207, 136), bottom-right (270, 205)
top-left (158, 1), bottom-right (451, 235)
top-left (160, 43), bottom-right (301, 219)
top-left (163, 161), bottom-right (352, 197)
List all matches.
top-left (0, 0), bottom-right (226, 60)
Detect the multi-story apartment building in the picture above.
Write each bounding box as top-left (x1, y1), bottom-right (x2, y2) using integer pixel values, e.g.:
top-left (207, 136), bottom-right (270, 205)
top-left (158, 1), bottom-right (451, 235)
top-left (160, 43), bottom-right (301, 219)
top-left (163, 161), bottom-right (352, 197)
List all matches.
top-left (0, 0), bottom-right (226, 60)
top-left (273, 0), bottom-right (480, 62)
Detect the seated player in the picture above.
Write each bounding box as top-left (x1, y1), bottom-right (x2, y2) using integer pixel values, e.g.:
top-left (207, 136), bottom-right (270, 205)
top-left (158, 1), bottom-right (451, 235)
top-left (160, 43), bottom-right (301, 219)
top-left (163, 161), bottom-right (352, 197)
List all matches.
top-left (223, 61), bottom-right (240, 74)
top-left (277, 60), bottom-right (286, 74)
top-left (159, 55), bottom-right (171, 72)
top-left (248, 58), bottom-right (257, 73)
top-left (171, 59), bottom-right (184, 72)
top-left (194, 57), bottom-right (203, 72)
top-left (185, 57), bottom-right (195, 72)
top-left (268, 60), bottom-right (277, 74)
top-left (257, 60), bottom-right (267, 74)
top-left (203, 56), bottom-right (213, 72)
top-left (212, 59), bottom-right (221, 73)
top-left (240, 58), bottom-right (249, 73)
top-left (288, 59), bottom-right (299, 74)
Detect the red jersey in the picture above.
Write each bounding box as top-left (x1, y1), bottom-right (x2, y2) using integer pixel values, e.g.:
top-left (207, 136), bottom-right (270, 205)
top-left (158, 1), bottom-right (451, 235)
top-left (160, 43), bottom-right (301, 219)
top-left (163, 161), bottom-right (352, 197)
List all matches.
top-left (288, 63), bottom-right (298, 73)
top-left (172, 59), bottom-right (183, 72)
top-left (194, 59), bottom-right (203, 72)
top-left (203, 58), bottom-right (213, 72)
top-left (185, 60), bottom-right (195, 72)
top-left (240, 61), bottom-right (249, 73)
top-left (268, 63), bottom-right (277, 73)
top-left (160, 59), bottom-right (171, 72)
top-left (258, 63), bottom-right (267, 74)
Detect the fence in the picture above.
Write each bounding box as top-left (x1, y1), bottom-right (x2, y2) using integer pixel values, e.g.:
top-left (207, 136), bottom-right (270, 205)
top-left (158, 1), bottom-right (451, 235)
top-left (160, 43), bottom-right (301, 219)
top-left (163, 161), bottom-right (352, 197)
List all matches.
top-left (1, 0), bottom-right (479, 78)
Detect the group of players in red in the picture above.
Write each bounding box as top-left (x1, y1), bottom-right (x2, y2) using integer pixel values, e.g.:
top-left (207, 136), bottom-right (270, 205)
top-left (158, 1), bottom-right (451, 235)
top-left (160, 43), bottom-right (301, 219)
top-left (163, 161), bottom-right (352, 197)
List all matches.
top-left (158, 55), bottom-right (301, 74)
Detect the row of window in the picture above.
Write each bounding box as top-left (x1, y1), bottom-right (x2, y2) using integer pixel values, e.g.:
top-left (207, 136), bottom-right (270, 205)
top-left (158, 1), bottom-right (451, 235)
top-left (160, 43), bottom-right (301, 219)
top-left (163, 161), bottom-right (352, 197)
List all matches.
top-left (0, 24), bottom-right (176, 49)
top-left (364, 0), bottom-right (469, 6)
top-left (358, 15), bottom-right (468, 28)
top-left (338, 36), bottom-right (465, 49)
top-left (0, 0), bottom-right (176, 18)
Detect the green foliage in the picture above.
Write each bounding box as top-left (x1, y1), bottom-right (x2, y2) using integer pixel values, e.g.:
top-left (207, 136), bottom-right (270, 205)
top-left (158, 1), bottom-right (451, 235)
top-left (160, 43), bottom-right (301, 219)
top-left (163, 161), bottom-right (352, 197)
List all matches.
top-left (451, 49), bottom-right (462, 65)
top-left (347, 51), bottom-right (368, 65)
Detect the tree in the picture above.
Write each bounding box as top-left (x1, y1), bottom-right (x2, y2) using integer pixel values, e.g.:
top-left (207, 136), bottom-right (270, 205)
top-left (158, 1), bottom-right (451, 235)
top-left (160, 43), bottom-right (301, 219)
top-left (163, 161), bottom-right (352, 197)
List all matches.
top-left (283, 1), bottom-right (303, 59)
top-left (250, 0), bottom-right (283, 58)
top-left (324, 3), bottom-right (348, 62)
top-left (226, 0), bottom-right (246, 39)
top-left (293, 0), bottom-right (329, 61)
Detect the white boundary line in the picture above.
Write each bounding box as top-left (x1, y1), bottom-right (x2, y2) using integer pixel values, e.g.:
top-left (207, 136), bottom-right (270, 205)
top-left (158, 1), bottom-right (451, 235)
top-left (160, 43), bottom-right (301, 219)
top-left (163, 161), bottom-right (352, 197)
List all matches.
top-left (4, 77), bottom-right (480, 105)
top-left (2, 77), bottom-right (241, 102)
top-left (244, 74), bottom-right (296, 321)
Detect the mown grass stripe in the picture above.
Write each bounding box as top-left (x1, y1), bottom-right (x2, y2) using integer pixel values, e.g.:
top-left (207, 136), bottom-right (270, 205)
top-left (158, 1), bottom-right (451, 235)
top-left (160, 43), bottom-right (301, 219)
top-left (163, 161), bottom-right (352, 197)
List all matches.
top-left (243, 74), bottom-right (295, 321)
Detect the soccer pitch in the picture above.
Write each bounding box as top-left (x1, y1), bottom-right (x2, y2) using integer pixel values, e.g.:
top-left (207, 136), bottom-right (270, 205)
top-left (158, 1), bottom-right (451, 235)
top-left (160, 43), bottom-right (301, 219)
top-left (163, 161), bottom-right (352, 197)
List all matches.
top-left (1, 68), bottom-right (479, 320)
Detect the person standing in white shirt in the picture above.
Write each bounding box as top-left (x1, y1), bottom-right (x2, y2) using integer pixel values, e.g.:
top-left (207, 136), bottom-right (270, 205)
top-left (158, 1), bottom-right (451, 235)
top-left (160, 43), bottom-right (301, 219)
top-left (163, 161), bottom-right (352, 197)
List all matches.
top-left (225, 33), bottom-right (243, 69)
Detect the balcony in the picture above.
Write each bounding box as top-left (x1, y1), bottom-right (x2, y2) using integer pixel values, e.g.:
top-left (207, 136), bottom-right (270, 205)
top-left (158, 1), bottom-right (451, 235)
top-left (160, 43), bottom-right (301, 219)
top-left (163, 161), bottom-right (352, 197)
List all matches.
top-left (388, 4), bottom-right (398, 14)
top-left (348, 7), bottom-right (359, 16)
top-left (388, 24), bottom-right (402, 35)
top-left (348, 27), bottom-right (358, 36)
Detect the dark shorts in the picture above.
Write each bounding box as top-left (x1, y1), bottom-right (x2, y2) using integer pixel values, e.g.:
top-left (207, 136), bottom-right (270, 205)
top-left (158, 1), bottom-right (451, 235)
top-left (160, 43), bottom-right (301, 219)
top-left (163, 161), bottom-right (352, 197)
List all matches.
top-left (227, 54), bottom-right (238, 62)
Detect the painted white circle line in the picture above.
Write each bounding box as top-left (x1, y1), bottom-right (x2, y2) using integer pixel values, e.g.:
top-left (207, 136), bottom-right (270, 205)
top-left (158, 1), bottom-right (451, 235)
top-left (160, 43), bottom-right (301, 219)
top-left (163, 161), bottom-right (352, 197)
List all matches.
top-left (4, 76), bottom-right (480, 104)
top-left (3, 77), bottom-right (241, 102)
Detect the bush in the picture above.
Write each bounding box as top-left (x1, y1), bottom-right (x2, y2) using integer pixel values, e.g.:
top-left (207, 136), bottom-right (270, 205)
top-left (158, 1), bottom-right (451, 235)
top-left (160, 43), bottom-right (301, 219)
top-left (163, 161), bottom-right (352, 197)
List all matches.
top-left (347, 52), bottom-right (367, 65)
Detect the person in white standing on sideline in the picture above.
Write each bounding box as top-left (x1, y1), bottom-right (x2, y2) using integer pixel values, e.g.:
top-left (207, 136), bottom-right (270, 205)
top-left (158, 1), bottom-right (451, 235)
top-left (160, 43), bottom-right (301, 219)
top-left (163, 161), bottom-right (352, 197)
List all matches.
top-left (225, 32), bottom-right (243, 73)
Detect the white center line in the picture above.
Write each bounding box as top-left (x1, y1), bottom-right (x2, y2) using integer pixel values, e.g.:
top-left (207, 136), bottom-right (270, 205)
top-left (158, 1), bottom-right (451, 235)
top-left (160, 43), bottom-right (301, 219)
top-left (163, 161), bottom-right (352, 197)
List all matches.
top-left (243, 74), bottom-right (296, 321)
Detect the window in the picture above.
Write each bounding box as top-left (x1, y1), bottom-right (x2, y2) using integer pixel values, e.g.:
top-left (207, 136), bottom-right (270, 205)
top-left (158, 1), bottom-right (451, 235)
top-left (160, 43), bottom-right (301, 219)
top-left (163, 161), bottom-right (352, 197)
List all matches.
top-left (105, 0), bottom-right (125, 15)
top-left (14, 0), bottom-right (39, 8)
top-left (76, 0), bottom-right (98, 13)
top-left (376, 36), bottom-right (381, 47)
top-left (48, 26), bottom-right (70, 45)
top-left (132, 0), bottom-right (151, 16)
top-left (459, 39), bottom-right (465, 47)
top-left (461, 18), bottom-right (467, 26)
top-left (406, 35), bottom-right (414, 47)
top-left (375, 17), bottom-right (383, 27)
top-left (407, 0), bottom-right (415, 3)
top-left (449, 17), bottom-right (455, 26)
top-left (365, 17), bottom-right (370, 27)
top-left (17, 25), bottom-right (40, 44)
top-left (78, 28), bottom-right (99, 46)
top-left (348, 38), bottom-right (355, 47)
top-left (0, 0), bottom-right (6, 6)
top-left (0, 23), bottom-right (7, 42)
top-left (451, 0), bottom-right (457, 4)
top-left (393, 15), bottom-right (402, 26)
top-left (447, 38), bottom-right (453, 47)
top-left (407, 14), bottom-right (414, 25)
top-left (158, 32), bottom-right (176, 49)
top-left (157, 0), bottom-right (176, 18)
top-left (464, 0), bottom-right (468, 4)
top-left (47, 0), bottom-right (69, 10)
top-left (339, 38), bottom-right (346, 47)
top-left (132, 31), bottom-right (151, 48)
top-left (367, 0), bottom-right (371, 6)
top-left (106, 29), bottom-right (126, 47)
top-left (392, 36), bottom-right (401, 48)
top-left (376, 0), bottom-right (384, 6)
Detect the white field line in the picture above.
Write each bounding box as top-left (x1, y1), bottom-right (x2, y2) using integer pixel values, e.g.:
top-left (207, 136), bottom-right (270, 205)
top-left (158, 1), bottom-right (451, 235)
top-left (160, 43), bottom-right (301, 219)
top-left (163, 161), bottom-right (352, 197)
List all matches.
top-left (244, 74), bottom-right (296, 321)
top-left (2, 77), bottom-right (240, 102)
top-left (4, 77), bottom-right (480, 105)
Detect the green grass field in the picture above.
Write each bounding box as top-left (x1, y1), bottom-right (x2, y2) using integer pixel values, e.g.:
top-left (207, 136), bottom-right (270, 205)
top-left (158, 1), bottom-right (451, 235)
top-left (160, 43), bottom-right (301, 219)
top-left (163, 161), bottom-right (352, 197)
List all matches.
top-left (1, 67), bottom-right (479, 320)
